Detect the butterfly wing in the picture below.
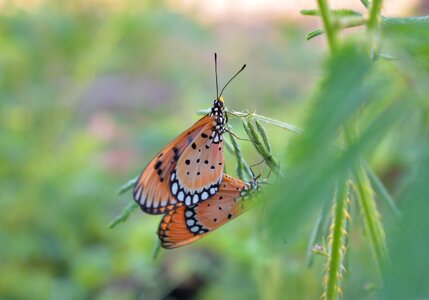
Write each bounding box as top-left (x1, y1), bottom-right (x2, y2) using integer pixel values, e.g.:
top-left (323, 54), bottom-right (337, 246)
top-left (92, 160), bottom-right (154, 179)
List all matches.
top-left (170, 125), bottom-right (225, 206)
top-left (133, 115), bottom-right (215, 214)
top-left (158, 174), bottom-right (257, 249)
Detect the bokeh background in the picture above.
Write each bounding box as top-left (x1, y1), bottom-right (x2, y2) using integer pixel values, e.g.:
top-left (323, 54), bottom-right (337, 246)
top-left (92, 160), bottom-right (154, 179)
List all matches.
top-left (1, 1), bottom-right (429, 299)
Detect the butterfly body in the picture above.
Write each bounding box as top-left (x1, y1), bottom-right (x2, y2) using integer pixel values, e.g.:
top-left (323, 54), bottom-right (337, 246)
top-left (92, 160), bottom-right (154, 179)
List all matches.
top-left (133, 97), bottom-right (228, 214)
top-left (158, 174), bottom-right (260, 249)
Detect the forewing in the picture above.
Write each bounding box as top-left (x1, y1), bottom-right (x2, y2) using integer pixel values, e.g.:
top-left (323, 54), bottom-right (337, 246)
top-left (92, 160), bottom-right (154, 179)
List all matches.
top-left (133, 115), bottom-right (213, 214)
top-left (171, 124), bottom-right (225, 206)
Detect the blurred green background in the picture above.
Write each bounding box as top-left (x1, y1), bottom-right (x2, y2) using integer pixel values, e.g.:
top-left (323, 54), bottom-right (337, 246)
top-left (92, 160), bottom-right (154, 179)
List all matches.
top-left (1, 1), bottom-right (429, 299)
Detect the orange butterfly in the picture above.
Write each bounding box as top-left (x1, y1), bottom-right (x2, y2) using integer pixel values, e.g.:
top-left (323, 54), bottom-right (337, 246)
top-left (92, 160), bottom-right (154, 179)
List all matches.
top-left (158, 174), bottom-right (260, 249)
top-left (133, 54), bottom-right (246, 214)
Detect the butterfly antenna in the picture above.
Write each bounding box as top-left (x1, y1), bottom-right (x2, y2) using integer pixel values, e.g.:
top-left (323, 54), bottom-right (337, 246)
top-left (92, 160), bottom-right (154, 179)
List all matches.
top-left (219, 63), bottom-right (246, 97)
top-left (214, 53), bottom-right (219, 99)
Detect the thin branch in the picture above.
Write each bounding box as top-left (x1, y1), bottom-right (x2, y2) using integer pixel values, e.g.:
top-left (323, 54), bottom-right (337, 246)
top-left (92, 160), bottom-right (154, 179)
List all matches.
top-left (317, 0), bottom-right (339, 52)
top-left (367, 0), bottom-right (383, 31)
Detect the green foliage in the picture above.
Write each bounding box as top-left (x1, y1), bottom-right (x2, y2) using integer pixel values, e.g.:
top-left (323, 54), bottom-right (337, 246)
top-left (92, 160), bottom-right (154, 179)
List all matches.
top-left (352, 164), bottom-right (387, 272)
top-left (300, 9), bottom-right (363, 17)
top-left (384, 151), bottom-right (429, 299)
top-left (227, 128), bottom-right (253, 180)
top-left (323, 181), bottom-right (350, 300)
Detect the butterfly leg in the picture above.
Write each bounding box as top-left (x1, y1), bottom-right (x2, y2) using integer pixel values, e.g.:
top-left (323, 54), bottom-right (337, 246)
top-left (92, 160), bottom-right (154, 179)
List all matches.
top-left (226, 128), bottom-right (254, 143)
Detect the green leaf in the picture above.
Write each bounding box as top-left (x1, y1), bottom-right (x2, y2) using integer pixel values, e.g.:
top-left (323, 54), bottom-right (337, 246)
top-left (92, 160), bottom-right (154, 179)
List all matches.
top-left (352, 164), bottom-right (388, 272)
top-left (254, 118), bottom-right (271, 153)
top-left (306, 29), bottom-right (324, 40)
top-left (242, 117), bottom-right (280, 175)
top-left (382, 20), bottom-right (429, 71)
top-left (360, 0), bottom-right (370, 8)
top-left (263, 45), bottom-right (403, 242)
top-left (289, 45), bottom-right (372, 164)
top-left (301, 9), bottom-right (363, 17)
top-left (384, 148), bottom-right (429, 298)
top-left (109, 201), bottom-right (139, 229)
top-left (364, 162), bottom-right (401, 218)
top-left (117, 176), bottom-right (138, 195)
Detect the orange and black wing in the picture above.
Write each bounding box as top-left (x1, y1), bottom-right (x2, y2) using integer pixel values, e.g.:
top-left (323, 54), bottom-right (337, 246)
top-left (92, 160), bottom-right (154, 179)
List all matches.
top-left (158, 174), bottom-right (259, 249)
top-left (170, 120), bottom-right (225, 206)
top-left (133, 115), bottom-right (215, 214)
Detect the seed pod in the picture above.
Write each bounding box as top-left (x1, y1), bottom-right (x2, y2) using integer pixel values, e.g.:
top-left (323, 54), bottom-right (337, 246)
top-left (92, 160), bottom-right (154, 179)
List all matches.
top-left (254, 118), bottom-right (271, 153)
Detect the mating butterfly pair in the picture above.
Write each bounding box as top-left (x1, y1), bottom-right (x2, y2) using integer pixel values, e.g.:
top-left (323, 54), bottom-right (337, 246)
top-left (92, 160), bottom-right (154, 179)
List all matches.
top-left (133, 55), bottom-right (259, 249)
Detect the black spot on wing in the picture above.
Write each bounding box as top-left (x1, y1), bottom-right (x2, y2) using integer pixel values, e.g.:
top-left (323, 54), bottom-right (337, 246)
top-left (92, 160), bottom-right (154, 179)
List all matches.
top-left (173, 147), bottom-right (179, 160)
top-left (154, 161), bottom-right (162, 169)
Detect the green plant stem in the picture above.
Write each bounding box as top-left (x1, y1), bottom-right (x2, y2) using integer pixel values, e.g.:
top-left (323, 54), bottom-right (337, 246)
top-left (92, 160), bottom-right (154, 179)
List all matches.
top-left (367, 0), bottom-right (383, 59)
top-left (367, 0), bottom-right (383, 31)
top-left (325, 181), bottom-right (348, 300)
top-left (317, 0), bottom-right (338, 52)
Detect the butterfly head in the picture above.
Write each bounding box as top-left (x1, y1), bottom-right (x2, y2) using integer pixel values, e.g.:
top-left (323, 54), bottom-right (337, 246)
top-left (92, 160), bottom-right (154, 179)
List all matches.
top-left (212, 96), bottom-right (224, 112)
